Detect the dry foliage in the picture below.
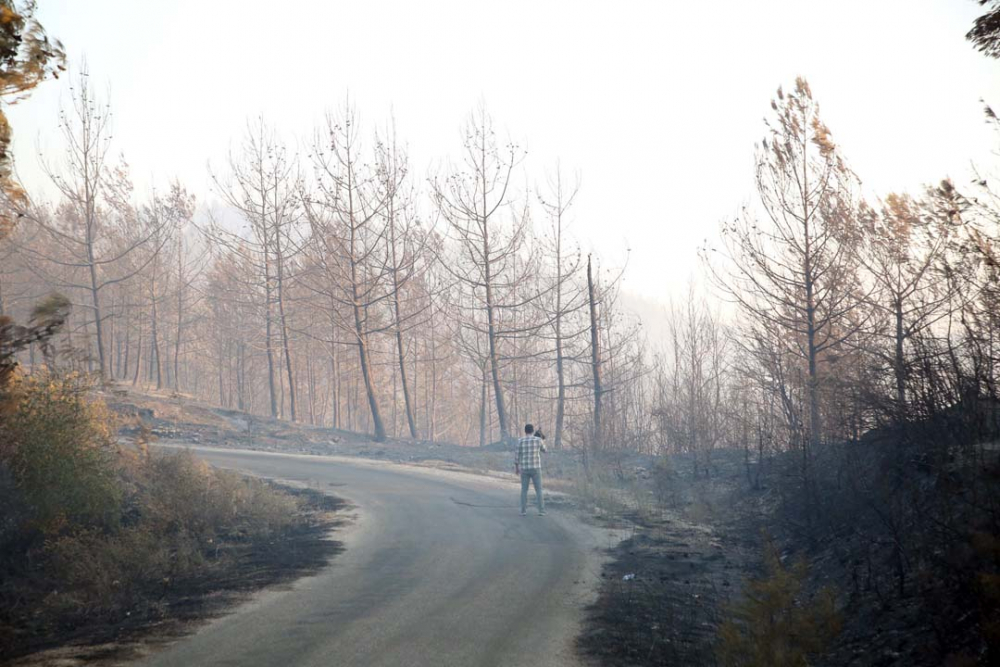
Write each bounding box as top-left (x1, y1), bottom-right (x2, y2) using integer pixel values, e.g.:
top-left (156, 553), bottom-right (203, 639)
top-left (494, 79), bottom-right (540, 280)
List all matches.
top-left (0, 371), bottom-right (308, 658)
top-left (0, 0), bottom-right (64, 235)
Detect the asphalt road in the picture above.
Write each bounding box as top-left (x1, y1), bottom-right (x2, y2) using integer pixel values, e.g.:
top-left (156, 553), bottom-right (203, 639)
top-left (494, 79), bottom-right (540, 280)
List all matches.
top-left (137, 446), bottom-right (607, 667)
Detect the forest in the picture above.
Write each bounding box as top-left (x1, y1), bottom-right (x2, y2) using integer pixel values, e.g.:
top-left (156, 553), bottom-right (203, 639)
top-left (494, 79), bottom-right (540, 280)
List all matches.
top-left (4, 58), bottom-right (1000, 486)
top-left (1, 72), bottom-right (651, 452)
top-left (4, 1), bottom-right (1000, 666)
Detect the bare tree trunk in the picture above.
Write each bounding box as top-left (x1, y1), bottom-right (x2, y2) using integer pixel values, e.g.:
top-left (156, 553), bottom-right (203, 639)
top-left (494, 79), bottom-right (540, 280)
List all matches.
top-left (122, 302), bottom-right (131, 380)
top-left (174, 241), bottom-right (184, 391)
top-left (354, 296), bottom-right (385, 440)
top-left (894, 300), bottom-right (906, 408)
top-left (394, 331), bottom-right (417, 436)
top-left (484, 246), bottom-right (509, 439)
top-left (388, 223), bottom-right (417, 437)
top-left (588, 255), bottom-right (603, 449)
top-left (278, 295), bottom-right (296, 420)
top-left (307, 352), bottom-right (316, 425)
top-left (237, 341), bottom-right (246, 411)
top-left (554, 212), bottom-right (566, 450)
top-left (217, 333), bottom-right (225, 407)
top-left (329, 307), bottom-right (340, 429)
top-left (132, 314), bottom-right (143, 387)
top-left (108, 293), bottom-right (117, 378)
top-left (479, 363), bottom-right (488, 447)
top-left (276, 249), bottom-right (297, 421)
top-left (391, 296), bottom-right (418, 439)
top-left (429, 314), bottom-right (439, 442)
top-left (150, 281), bottom-right (163, 390)
top-left (86, 202), bottom-right (106, 377)
top-left (264, 262), bottom-right (279, 418)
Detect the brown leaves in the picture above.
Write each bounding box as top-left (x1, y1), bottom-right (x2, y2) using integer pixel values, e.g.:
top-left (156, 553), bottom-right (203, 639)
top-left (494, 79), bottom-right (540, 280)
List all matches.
top-left (764, 77), bottom-right (842, 170)
top-left (794, 76), bottom-right (813, 100)
top-left (0, 293), bottom-right (70, 391)
top-left (810, 117), bottom-right (837, 159)
top-left (0, 1), bottom-right (65, 239)
top-left (0, 1), bottom-right (66, 100)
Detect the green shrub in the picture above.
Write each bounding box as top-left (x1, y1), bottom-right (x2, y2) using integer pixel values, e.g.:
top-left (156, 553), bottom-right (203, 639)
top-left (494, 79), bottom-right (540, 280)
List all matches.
top-left (43, 526), bottom-right (201, 618)
top-left (0, 370), bottom-right (306, 646)
top-left (0, 372), bottom-right (120, 534)
top-left (717, 540), bottom-right (841, 667)
top-left (37, 450), bottom-right (300, 622)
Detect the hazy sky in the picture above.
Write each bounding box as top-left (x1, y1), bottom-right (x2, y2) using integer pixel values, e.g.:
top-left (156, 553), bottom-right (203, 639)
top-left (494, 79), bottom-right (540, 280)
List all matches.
top-left (9, 0), bottom-right (1000, 305)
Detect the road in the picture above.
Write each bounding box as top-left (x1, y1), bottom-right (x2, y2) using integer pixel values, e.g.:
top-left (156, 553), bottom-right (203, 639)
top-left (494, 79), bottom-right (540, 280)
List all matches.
top-left (137, 445), bottom-right (608, 667)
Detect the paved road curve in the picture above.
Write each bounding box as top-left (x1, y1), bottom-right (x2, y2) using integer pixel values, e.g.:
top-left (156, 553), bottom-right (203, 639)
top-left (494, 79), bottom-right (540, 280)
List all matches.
top-left (137, 446), bottom-right (606, 667)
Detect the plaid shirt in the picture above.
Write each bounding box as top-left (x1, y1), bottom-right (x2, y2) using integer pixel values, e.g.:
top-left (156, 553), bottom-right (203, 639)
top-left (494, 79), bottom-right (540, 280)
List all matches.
top-left (515, 435), bottom-right (546, 471)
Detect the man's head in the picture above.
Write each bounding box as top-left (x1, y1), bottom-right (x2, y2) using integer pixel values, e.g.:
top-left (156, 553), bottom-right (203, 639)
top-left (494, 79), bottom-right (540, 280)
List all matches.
top-left (524, 423), bottom-right (534, 435)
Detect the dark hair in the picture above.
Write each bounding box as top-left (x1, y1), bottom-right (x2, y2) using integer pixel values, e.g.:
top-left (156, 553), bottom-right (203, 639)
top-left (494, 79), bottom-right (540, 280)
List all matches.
top-left (524, 423), bottom-right (534, 434)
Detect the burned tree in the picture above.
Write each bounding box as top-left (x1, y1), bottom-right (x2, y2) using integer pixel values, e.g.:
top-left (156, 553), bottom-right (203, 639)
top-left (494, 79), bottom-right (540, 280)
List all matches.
top-left (432, 106), bottom-right (527, 442)
top-left (208, 118), bottom-right (303, 420)
top-left (706, 78), bottom-right (866, 502)
top-left (303, 105), bottom-right (398, 442)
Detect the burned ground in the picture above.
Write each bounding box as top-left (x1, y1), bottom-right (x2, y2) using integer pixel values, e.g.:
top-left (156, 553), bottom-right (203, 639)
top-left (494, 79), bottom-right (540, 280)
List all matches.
top-left (2, 485), bottom-right (346, 667)
top-left (578, 414), bottom-right (1000, 667)
top-left (104, 388), bottom-right (1000, 666)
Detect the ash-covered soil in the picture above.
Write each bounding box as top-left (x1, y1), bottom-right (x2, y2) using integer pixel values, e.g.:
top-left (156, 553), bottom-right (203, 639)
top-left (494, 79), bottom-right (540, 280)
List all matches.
top-left (4, 486), bottom-right (346, 667)
top-left (107, 388), bottom-right (585, 480)
top-left (111, 389), bottom-right (991, 666)
top-left (579, 512), bottom-right (746, 666)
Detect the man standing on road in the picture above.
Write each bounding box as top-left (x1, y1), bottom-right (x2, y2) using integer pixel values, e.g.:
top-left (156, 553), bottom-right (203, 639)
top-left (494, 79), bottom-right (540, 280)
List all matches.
top-left (515, 423), bottom-right (546, 516)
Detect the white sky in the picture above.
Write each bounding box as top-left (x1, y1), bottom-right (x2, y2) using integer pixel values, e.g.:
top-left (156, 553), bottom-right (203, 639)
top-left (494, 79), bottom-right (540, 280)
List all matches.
top-left (9, 0), bottom-right (1000, 306)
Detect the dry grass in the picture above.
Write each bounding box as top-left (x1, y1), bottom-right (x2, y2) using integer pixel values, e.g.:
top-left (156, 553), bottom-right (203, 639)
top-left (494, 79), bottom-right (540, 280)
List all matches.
top-left (0, 374), bottom-right (340, 663)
